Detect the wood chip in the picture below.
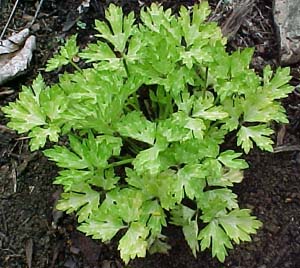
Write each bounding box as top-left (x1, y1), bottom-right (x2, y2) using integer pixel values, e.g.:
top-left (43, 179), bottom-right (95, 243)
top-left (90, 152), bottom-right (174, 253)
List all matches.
top-left (276, 124), bottom-right (286, 146)
top-left (221, 0), bottom-right (255, 39)
top-left (25, 238), bottom-right (33, 268)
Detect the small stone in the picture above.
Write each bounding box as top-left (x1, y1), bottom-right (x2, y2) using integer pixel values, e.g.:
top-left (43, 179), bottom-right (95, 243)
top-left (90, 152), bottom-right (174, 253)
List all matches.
top-left (64, 258), bottom-right (77, 268)
top-left (70, 246), bottom-right (80, 255)
top-left (30, 23), bottom-right (40, 32)
top-left (72, 56), bottom-right (80, 63)
top-left (285, 197), bottom-right (293, 203)
top-left (273, 0), bottom-right (300, 64)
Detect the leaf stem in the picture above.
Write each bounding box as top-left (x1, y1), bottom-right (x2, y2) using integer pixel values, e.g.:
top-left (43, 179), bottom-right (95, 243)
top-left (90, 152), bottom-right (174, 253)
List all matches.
top-left (123, 58), bottom-right (130, 77)
top-left (70, 60), bottom-right (82, 73)
top-left (107, 158), bottom-right (134, 169)
top-left (202, 67), bottom-right (208, 98)
top-left (126, 139), bottom-right (141, 155)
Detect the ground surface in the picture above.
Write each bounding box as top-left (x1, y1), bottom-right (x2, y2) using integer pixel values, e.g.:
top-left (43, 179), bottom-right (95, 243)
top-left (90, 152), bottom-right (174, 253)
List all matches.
top-left (1, 0), bottom-right (300, 268)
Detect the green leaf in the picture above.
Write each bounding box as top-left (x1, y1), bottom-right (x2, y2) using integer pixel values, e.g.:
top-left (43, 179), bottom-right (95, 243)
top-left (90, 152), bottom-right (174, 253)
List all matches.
top-left (185, 117), bottom-right (206, 139)
top-left (2, 75), bottom-right (46, 134)
top-left (79, 41), bottom-right (117, 63)
top-left (44, 144), bottom-right (89, 169)
top-left (199, 209), bottom-right (261, 263)
top-left (118, 222), bottom-right (149, 264)
top-left (46, 35), bottom-right (79, 71)
top-left (44, 134), bottom-right (122, 169)
top-left (193, 106), bottom-right (228, 120)
top-left (237, 125), bottom-right (274, 153)
top-left (133, 146), bottom-right (161, 175)
top-left (263, 66), bottom-right (293, 99)
top-left (57, 167), bottom-right (120, 192)
top-left (243, 93), bottom-right (288, 123)
top-left (183, 220), bottom-right (199, 257)
top-left (56, 183), bottom-right (99, 222)
top-left (170, 204), bottom-right (196, 226)
top-left (198, 220), bottom-right (233, 262)
top-left (127, 169), bottom-right (182, 210)
top-left (100, 188), bottom-right (144, 223)
top-left (54, 169), bottom-right (93, 191)
top-left (221, 98), bottom-right (243, 131)
top-left (95, 4), bottom-right (135, 52)
top-left (157, 112), bottom-right (192, 142)
top-left (29, 125), bottom-right (60, 150)
top-left (207, 168), bottom-right (244, 187)
top-left (198, 189), bottom-right (238, 223)
top-left (192, 92), bottom-right (228, 120)
top-left (4, 80), bottom-right (67, 151)
top-left (219, 209), bottom-right (262, 244)
top-left (141, 200), bottom-right (167, 236)
top-left (141, 4), bottom-right (179, 42)
top-left (148, 235), bottom-right (171, 255)
top-left (218, 150), bottom-right (249, 169)
top-left (230, 48), bottom-right (254, 78)
top-left (175, 92), bottom-right (195, 114)
top-left (89, 168), bottom-right (120, 191)
top-left (201, 158), bottom-right (222, 181)
top-left (177, 164), bottom-right (206, 200)
top-left (179, 3), bottom-right (212, 47)
top-left (40, 85), bottom-right (68, 121)
top-left (116, 111), bottom-right (156, 145)
top-left (169, 137), bottom-right (220, 165)
top-left (78, 216), bottom-right (124, 241)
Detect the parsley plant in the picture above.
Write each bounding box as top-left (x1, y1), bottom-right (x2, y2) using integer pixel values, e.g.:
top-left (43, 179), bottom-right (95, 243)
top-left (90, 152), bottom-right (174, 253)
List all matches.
top-left (3, 3), bottom-right (293, 264)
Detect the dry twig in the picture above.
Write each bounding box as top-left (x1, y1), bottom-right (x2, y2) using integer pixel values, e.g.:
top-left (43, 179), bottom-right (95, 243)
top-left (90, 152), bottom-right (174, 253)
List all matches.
top-left (221, 0), bottom-right (255, 39)
top-left (274, 145), bottom-right (300, 153)
top-left (0, 0), bottom-right (20, 40)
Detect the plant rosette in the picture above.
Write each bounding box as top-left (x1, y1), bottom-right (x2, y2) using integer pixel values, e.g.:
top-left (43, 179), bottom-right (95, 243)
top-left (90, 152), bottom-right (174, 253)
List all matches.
top-left (2, 2), bottom-right (293, 264)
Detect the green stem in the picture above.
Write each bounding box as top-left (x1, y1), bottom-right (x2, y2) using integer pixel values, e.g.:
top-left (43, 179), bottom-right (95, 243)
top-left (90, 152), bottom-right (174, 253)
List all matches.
top-left (159, 93), bottom-right (173, 120)
top-left (126, 139), bottom-right (141, 155)
top-left (213, 94), bottom-right (220, 106)
top-left (70, 60), bottom-right (82, 73)
top-left (127, 99), bottom-right (140, 111)
top-left (202, 67), bottom-right (208, 98)
top-left (107, 158), bottom-right (134, 169)
top-left (123, 58), bottom-right (130, 77)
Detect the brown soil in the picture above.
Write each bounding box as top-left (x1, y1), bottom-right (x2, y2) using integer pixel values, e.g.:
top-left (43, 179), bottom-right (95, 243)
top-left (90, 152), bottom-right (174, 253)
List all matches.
top-left (1, 1), bottom-right (300, 268)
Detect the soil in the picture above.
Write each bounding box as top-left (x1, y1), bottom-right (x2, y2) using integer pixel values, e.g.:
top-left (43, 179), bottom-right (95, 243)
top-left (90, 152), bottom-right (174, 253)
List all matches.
top-left (1, 0), bottom-right (300, 268)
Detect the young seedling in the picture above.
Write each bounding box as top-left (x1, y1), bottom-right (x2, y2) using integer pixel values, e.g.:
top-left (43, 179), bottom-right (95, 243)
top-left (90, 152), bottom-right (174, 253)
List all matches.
top-left (3, 2), bottom-right (293, 264)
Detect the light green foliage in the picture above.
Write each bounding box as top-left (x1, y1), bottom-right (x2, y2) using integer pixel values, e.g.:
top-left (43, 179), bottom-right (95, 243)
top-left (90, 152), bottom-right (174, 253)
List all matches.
top-left (198, 209), bottom-right (262, 262)
top-left (46, 35), bottom-right (79, 71)
top-left (56, 183), bottom-right (99, 223)
top-left (116, 111), bottom-right (156, 145)
top-left (118, 222), bottom-right (149, 263)
top-left (3, 2), bottom-right (293, 264)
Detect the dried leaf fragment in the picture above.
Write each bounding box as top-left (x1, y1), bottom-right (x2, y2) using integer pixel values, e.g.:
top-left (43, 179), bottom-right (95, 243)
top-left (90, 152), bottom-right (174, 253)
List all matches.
top-left (0, 29), bottom-right (36, 85)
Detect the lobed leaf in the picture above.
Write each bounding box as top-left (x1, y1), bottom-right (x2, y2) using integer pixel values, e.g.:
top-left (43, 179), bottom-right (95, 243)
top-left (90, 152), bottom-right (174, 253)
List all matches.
top-left (56, 183), bottom-right (99, 222)
top-left (118, 222), bottom-right (149, 264)
top-left (2, 75), bottom-right (46, 134)
top-left (95, 4), bottom-right (136, 52)
top-left (78, 216), bottom-right (124, 241)
top-left (46, 35), bottom-right (79, 71)
top-left (237, 125), bottom-right (274, 153)
top-left (183, 220), bottom-right (199, 257)
top-left (218, 150), bottom-right (249, 170)
top-left (198, 220), bottom-right (233, 262)
top-left (219, 209), bottom-right (262, 244)
top-left (116, 111), bottom-right (156, 145)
